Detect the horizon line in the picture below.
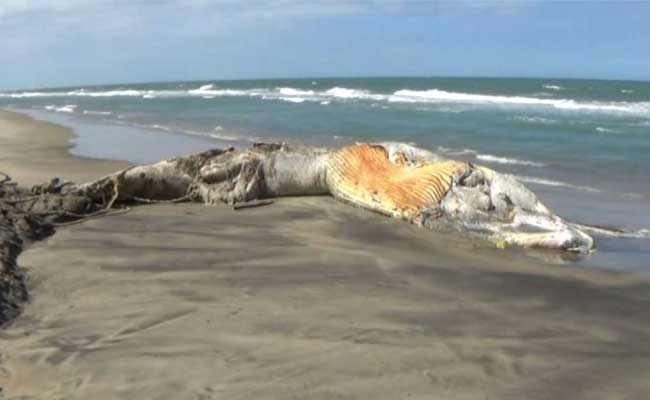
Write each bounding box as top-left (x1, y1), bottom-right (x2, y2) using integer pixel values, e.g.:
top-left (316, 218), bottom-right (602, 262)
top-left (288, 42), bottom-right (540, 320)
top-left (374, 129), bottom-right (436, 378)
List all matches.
top-left (3, 74), bottom-right (649, 93)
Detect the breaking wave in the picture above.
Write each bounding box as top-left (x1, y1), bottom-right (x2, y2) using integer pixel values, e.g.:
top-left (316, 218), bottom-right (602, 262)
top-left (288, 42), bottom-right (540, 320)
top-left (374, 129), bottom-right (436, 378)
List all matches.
top-left (476, 154), bottom-right (545, 167)
top-left (209, 133), bottom-right (243, 141)
top-left (45, 104), bottom-right (77, 113)
top-left (435, 146), bottom-right (477, 156)
top-left (388, 89), bottom-right (650, 115)
top-left (132, 122), bottom-right (249, 143)
top-left (324, 87), bottom-right (380, 100)
top-left (82, 110), bottom-right (113, 115)
top-left (512, 116), bottom-right (557, 125)
top-left (278, 87), bottom-right (315, 96)
top-left (515, 175), bottom-right (600, 192)
top-left (543, 85), bottom-right (564, 91)
top-left (149, 124), bottom-right (173, 132)
top-left (5, 85), bottom-right (650, 116)
top-left (595, 127), bottom-right (622, 134)
top-left (276, 97), bottom-right (306, 103)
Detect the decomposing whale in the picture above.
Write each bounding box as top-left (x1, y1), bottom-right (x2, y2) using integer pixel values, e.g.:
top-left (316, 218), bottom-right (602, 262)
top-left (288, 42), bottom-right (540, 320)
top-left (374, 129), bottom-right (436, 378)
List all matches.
top-left (58, 142), bottom-right (594, 253)
top-left (0, 141), bottom-right (605, 325)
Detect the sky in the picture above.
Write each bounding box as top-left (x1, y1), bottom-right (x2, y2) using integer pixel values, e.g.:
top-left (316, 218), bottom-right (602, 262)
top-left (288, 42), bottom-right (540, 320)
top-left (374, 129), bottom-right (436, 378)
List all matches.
top-left (1, 0), bottom-right (649, 90)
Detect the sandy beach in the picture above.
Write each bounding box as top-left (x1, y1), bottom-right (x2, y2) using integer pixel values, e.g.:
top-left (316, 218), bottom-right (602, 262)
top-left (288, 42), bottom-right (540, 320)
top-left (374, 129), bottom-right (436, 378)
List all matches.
top-left (1, 110), bottom-right (650, 399)
top-left (0, 110), bottom-right (130, 187)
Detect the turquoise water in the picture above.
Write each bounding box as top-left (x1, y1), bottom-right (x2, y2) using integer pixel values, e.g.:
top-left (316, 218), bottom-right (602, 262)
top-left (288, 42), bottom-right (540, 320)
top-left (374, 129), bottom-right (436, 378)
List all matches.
top-left (2, 77), bottom-right (649, 271)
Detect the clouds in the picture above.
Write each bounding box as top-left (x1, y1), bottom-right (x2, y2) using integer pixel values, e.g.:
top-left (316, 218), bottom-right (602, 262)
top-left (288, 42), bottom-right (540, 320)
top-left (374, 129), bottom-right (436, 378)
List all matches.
top-left (0, 0), bottom-right (95, 18)
top-left (0, 1), bottom-right (536, 39)
top-left (0, 0), bottom-right (363, 24)
top-left (0, 1), bottom-right (646, 90)
top-left (0, 1), bottom-right (370, 89)
top-left (1, 0), bottom-right (370, 50)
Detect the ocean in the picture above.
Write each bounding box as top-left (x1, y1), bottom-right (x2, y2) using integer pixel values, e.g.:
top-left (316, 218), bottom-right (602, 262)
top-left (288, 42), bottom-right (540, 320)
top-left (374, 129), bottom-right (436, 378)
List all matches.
top-left (2, 77), bottom-right (649, 271)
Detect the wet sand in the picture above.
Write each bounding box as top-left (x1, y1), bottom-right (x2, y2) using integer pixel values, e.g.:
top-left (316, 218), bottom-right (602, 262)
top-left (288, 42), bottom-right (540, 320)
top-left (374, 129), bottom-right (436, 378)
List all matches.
top-left (1, 110), bottom-right (650, 399)
top-left (0, 110), bottom-right (129, 186)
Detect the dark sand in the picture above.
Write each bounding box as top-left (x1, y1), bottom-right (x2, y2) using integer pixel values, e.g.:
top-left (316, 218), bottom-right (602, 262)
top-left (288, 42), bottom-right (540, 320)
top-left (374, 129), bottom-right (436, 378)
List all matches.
top-left (1, 110), bottom-right (650, 399)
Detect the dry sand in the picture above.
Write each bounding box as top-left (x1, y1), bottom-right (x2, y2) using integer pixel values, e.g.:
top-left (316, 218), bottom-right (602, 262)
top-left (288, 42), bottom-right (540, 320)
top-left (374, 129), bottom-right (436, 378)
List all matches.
top-left (1, 109), bottom-right (650, 399)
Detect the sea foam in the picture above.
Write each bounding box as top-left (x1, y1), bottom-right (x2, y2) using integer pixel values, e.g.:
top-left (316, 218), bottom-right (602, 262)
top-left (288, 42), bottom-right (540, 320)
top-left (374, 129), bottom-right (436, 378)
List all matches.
top-left (476, 154), bottom-right (545, 167)
top-left (82, 110), bottom-right (113, 115)
top-left (45, 104), bottom-right (77, 113)
top-left (278, 97), bottom-right (306, 103)
top-left (389, 89), bottom-right (650, 116)
top-left (515, 175), bottom-right (600, 192)
top-left (595, 127), bottom-right (622, 134)
top-left (324, 87), bottom-right (377, 99)
top-left (4, 85), bottom-right (650, 117)
top-left (209, 133), bottom-right (241, 142)
top-left (278, 87), bottom-right (315, 96)
top-left (436, 146), bottom-right (477, 156)
top-left (512, 116), bottom-right (557, 125)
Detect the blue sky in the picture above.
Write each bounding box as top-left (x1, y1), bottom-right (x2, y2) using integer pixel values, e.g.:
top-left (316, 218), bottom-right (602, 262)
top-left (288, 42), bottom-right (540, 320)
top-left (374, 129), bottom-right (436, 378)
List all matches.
top-left (1, 1), bottom-right (649, 90)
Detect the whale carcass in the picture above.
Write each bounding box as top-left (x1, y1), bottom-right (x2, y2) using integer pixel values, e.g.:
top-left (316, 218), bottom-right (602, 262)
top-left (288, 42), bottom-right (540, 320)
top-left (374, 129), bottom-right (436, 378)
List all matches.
top-left (57, 142), bottom-right (593, 253)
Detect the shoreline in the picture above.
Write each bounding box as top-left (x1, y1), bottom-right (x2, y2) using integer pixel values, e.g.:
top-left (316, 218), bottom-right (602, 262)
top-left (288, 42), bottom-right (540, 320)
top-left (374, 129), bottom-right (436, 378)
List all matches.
top-left (8, 107), bottom-right (650, 273)
top-left (13, 108), bottom-right (236, 165)
top-left (0, 109), bottom-right (644, 280)
top-left (0, 110), bottom-right (131, 186)
top-left (2, 109), bottom-right (650, 399)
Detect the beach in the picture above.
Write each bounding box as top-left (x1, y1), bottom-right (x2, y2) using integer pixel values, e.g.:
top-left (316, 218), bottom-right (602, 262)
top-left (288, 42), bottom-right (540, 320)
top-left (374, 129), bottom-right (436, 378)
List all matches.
top-left (3, 77), bottom-right (650, 271)
top-left (0, 110), bottom-right (129, 186)
top-left (1, 110), bottom-right (650, 399)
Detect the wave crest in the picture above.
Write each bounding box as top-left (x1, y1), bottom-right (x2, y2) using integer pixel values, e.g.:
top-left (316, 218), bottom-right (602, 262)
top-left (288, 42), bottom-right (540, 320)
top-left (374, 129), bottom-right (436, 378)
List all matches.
top-left (515, 175), bottom-right (600, 192)
top-left (595, 127), bottom-right (622, 134)
top-left (476, 154), bottom-right (545, 167)
top-left (512, 116), bottom-right (557, 125)
top-left (4, 85), bottom-right (650, 117)
top-left (45, 104), bottom-right (77, 113)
